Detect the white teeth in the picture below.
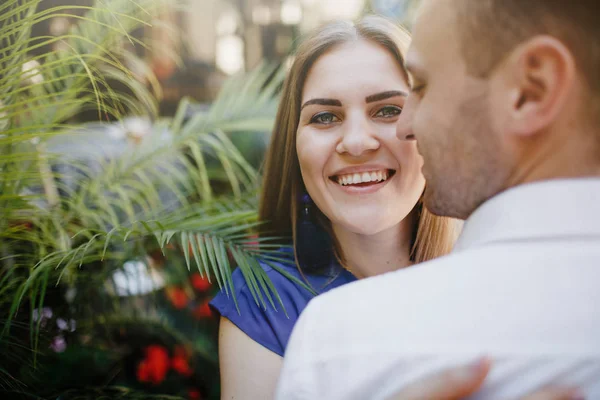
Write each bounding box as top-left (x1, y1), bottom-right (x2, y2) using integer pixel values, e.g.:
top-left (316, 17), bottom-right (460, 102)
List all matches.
top-left (335, 170), bottom-right (392, 186)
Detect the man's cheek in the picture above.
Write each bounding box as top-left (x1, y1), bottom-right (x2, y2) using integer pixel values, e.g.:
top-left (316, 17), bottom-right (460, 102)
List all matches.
top-left (413, 114), bottom-right (430, 149)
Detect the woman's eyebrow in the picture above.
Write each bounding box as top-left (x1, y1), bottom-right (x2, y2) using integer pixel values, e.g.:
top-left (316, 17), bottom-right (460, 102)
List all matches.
top-left (300, 91), bottom-right (406, 110)
top-left (365, 90), bottom-right (408, 103)
top-left (301, 98), bottom-right (342, 111)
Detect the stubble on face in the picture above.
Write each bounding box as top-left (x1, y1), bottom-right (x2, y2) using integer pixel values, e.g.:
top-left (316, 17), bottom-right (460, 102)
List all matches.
top-left (422, 83), bottom-right (509, 220)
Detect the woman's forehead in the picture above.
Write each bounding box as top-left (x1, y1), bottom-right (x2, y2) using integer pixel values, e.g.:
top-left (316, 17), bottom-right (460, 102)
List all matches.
top-left (301, 41), bottom-right (409, 101)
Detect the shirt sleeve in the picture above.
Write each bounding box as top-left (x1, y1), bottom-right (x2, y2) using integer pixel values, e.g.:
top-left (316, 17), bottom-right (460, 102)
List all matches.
top-left (275, 299), bottom-right (320, 400)
top-left (210, 264), bottom-right (309, 357)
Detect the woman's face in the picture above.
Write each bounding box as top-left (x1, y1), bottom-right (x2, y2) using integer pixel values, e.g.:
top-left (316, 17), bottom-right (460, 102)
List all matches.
top-left (296, 39), bottom-right (425, 236)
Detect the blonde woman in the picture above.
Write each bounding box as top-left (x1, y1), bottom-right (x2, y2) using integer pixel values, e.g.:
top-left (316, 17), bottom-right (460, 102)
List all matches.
top-left (210, 16), bottom-right (459, 399)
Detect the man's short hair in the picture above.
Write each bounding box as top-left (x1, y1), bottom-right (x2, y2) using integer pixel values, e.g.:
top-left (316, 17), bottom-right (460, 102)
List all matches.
top-left (456, 0), bottom-right (600, 121)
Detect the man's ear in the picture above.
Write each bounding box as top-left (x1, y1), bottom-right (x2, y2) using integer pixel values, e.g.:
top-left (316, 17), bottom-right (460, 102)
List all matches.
top-left (502, 36), bottom-right (576, 137)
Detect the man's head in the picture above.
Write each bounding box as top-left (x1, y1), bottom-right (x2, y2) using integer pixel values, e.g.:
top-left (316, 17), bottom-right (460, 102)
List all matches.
top-left (397, 0), bottom-right (600, 219)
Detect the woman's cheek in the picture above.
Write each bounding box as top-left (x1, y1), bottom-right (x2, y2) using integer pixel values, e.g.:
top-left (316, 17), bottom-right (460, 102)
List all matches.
top-left (296, 131), bottom-right (312, 169)
top-left (296, 130), bottom-right (321, 182)
top-left (395, 141), bottom-right (424, 169)
top-left (297, 130), bottom-right (329, 165)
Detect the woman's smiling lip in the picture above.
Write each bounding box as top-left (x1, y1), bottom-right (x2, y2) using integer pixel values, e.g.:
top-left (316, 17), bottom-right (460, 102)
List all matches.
top-left (328, 164), bottom-right (397, 195)
top-left (329, 164), bottom-right (394, 177)
top-left (333, 177), bottom-right (392, 194)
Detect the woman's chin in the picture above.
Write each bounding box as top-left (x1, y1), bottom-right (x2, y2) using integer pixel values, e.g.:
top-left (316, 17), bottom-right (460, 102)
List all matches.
top-left (335, 218), bottom-right (397, 237)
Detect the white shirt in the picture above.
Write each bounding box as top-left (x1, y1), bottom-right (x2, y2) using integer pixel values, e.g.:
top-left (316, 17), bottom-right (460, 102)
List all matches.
top-left (276, 179), bottom-right (600, 400)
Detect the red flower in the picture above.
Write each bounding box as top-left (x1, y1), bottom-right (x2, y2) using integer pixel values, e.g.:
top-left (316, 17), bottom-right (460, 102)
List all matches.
top-left (193, 300), bottom-right (212, 319)
top-left (137, 345), bottom-right (170, 385)
top-left (188, 388), bottom-right (202, 400)
top-left (137, 360), bottom-right (151, 382)
top-left (170, 345), bottom-right (193, 377)
top-left (191, 273), bottom-right (211, 292)
top-left (171, 355), bottom-right (193, 376)
top-left (173, 345), bottom-right (188, 359)
top-left (166, 287), bottom-right (189, 309)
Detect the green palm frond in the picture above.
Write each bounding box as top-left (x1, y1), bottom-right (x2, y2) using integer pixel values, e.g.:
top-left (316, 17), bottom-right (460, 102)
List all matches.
top-left (6, 195), bottom-right (296, 331)
top-left (0, 0), bottom-right (176, 313)
top-left (0, 0), bottom-right (165, 131)
top-left (110, 70), bottom-right (279, 214)
top-left (0, 3), bottom-right (297, 378)
top-left (1, 0), bottom-right (173, 223)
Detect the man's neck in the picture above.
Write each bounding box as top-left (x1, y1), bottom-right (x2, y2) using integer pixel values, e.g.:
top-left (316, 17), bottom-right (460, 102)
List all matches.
top-left (507, 128), bottom-right (600, 188)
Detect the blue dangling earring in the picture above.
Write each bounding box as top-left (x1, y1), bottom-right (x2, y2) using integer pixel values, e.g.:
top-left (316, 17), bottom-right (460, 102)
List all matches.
top-left (296, 193), bottom-right (333, 273)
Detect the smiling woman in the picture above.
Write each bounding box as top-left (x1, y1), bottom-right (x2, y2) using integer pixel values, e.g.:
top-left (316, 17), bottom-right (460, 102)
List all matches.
top-left (296, 39), bottom-right (425, 252)
top-left (209, 15), bottom-right (461, 400)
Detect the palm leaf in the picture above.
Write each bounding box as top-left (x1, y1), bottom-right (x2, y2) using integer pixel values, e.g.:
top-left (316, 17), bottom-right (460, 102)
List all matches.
top-left (0, 4), bottom-right (296, 392)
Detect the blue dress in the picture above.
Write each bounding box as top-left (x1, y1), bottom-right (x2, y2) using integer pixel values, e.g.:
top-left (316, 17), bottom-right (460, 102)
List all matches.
top-left (209, 250), bottom-right (356, 356)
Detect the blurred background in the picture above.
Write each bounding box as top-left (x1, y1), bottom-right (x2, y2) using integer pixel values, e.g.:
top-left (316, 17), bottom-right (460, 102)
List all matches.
top-left (0, 1), bottom-right (420, 399)
top-left (38, 0), bottom-right (420, 116)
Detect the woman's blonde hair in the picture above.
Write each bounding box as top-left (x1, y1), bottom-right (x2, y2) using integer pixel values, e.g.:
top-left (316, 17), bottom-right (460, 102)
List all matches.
top-left (259, 15), bottom-right (460, 269)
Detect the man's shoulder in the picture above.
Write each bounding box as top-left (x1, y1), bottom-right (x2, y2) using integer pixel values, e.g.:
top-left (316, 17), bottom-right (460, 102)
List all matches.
top-left (299, 251), bottom-right (472, 344)
top-left (301, 241), bottom-right (600, 356)
top-left (308, 236), bottom-right (600, 314)
top-left (280, 240), bottom-right (600, 400)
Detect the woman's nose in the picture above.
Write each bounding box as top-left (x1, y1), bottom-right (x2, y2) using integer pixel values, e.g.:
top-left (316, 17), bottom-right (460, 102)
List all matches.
top-left (336, 115), bottom-right (380, 156)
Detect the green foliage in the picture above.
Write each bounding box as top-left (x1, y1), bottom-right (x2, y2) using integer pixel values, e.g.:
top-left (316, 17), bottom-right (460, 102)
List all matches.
top-left (0, 0), bottom-right (291, 398)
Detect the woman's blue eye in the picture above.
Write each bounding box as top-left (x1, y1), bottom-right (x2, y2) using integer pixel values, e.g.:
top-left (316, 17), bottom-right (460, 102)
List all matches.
top-left (310, 112), bottom-right (340, 124)
top-left (375, 106), bottom-right (402, 118)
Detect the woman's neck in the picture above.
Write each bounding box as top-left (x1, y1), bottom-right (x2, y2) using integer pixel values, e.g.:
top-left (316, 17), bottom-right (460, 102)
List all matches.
top-left (332, 217), bottom-right (415, 279)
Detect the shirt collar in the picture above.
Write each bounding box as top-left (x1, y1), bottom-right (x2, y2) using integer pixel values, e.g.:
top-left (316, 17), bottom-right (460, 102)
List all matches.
top-left (454, 178), bottom-right (600, 252)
